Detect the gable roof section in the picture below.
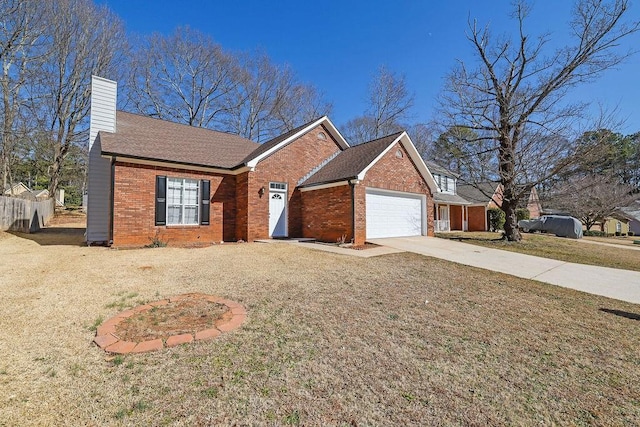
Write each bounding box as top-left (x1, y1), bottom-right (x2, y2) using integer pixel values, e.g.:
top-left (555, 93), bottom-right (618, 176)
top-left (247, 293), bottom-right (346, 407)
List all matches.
top-left (99, 111), bottom-right (259, 169)
top-left (301, 133), bottom-right (401, 186)
top-left (619, 201), bottom-right (640, 221)
top-left (242, 116), bottom-right (349, 168)
top-left (456, 182), bottom-right (501, 205)
top-left (301, 131), bottom-right (438, 192)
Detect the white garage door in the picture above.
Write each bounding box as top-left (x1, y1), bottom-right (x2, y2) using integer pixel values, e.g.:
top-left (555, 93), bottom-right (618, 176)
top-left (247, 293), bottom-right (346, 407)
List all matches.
top-left (366, 189), bottom-right (424, 239)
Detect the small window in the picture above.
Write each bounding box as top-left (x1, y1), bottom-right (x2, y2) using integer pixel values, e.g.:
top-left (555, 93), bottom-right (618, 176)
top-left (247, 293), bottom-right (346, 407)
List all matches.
top-left (396, 149), bottom-right (403, 158)
top-left (317, 131), bottom-right (327, 140)
top-left (269, 182), bottom-right (286, 191)
top-left (167, 177), bottom-right (199, 225)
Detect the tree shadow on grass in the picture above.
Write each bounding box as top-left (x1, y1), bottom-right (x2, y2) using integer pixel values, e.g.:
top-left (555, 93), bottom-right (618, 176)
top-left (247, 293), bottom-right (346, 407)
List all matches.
top-left (599, 308), bottom-right (640, 321)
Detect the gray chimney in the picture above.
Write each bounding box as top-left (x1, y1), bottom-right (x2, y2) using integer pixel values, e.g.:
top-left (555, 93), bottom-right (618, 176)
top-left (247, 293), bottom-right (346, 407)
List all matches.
top-left (86, 76), bottom-right (117, 245)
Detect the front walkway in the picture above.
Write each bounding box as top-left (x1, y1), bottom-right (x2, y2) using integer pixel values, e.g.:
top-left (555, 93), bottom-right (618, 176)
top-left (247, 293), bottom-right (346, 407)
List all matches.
top-left (369, 236), bottom-right (640, 305)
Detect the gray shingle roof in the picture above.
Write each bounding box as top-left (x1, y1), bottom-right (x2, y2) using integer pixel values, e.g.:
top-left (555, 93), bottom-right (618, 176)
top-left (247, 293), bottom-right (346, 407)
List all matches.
top-left (300, 132), bottom-right (402, 187)
top-left (433, 192), bottom-right (472, 205)
top-left (99, 111), bottom-right (259, 169)
top-left (425, 161), bottom-right (459, 178)
top-left (456, 182), bottom-right (500, 204)
top-left (619, 201), bottom-right (640, 221)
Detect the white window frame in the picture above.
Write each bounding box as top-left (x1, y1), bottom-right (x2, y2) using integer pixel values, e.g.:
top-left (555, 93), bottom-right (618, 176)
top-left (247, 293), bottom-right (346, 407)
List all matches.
top-left (269, 182), bottom-right (287, 191)
top-left (167, 177), bottom-right (200, 226)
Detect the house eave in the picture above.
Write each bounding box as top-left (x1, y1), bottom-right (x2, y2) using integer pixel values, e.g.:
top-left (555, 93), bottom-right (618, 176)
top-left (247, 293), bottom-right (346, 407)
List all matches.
top-left (245, 116), bottom-right (350, 168)
top-left (298, 180), bottom-right (352, 192)
top-left (102, 153), bottom-right (250, 175)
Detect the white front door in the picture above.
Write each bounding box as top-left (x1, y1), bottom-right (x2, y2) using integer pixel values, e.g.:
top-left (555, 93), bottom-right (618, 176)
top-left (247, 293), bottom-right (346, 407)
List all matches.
top-left (439, 206), bottom-right (450, 232)
top-left (269, 183), bottom-right (287, 237)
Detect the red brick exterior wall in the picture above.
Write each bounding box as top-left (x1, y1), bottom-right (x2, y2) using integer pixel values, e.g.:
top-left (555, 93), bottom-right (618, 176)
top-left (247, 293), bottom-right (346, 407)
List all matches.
top-left (450, 205), bottom-right (463, 230)
top-left (112, 162), bottom-right (236, 247)
top-left (353, 185), bottom-right (367, 245)
top-left (467, 206), bottom-right (486, 231)
top-left (243, 124), bottom-right (343, 241)
top-left (357, 141), bottom-right (435, 242)
top-left (301, 184), bottom-right (353, 242)
top-left (488, 185), bottom-right (502, 209)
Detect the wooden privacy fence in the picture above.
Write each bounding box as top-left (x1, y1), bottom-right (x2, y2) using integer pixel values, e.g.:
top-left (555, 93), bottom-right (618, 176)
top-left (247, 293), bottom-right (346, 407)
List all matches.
top-left (0, 196), bottom-right (55, 233)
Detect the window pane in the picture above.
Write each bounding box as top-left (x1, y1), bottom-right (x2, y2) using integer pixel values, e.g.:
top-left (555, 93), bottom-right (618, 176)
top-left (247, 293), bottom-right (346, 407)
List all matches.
top-left (184, 206), bottom-right (198, 224)
top-left (167, 179), bottom-right (183, 204)
top-left (184, 182), bottom-right (198, 205)
top-left (167, 205), bottom-right (181, 224)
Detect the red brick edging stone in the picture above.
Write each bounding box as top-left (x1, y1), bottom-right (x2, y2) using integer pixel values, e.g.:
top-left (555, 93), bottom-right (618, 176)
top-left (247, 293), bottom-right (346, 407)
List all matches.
top-left (94, 294), bottom-right (247, 354)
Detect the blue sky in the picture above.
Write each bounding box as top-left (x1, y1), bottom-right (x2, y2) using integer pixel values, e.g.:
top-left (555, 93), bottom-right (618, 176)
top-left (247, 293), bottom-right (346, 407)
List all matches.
top-left (98, 0), bottom-right (640, 134)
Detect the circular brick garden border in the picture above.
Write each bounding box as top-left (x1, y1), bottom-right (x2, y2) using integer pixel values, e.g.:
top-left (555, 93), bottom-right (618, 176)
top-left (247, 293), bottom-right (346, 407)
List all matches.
top-left (93, 293), bottom-right (246, 354)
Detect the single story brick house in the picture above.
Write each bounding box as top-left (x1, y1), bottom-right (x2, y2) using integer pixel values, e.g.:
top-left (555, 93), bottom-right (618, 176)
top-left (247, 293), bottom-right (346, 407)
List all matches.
top-left (86, 77), bottom-right (438, 247)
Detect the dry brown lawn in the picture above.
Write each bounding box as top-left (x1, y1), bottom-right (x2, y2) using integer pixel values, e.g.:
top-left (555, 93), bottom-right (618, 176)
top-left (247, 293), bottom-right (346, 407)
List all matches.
top-left (437, 231), bottom-right (640, 272)
top-left (584, 235), bottom-right (639, 247)
top-left (1, 218), bottom-right (640, 426)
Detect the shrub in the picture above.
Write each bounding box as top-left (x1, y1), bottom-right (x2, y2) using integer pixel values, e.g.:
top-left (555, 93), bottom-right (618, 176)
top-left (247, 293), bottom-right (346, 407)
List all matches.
top-left (583, 230), bottom-right (605, 237)
top-left (516, 208), bottom-right (530, 221)
top-left (488, 208), bottom-right (505, 231)
top-left (145, 230), bottom-right (168, 248)
top-left (629, 231), bottom-right (635, 237)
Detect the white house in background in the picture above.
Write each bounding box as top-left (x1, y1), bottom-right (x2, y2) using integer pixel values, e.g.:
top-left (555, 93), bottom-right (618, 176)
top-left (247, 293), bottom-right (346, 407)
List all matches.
top-left (3, 182), bottom-right (35, 199)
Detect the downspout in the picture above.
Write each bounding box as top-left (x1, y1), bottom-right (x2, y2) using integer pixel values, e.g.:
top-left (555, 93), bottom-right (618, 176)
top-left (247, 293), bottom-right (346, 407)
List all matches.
top-left (350, 181), bottom-right (356, 244)
top-left (109, 157), bottom-right (115, 246)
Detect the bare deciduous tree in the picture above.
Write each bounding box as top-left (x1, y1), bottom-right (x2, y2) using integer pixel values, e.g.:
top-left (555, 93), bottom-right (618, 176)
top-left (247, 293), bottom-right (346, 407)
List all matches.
top-left (344, 66), bottom-right (414, 144)
top-left (27, 0), bottom-right (126, 196)
top-left (126, 27), bottom-right (239, 128)
top-left (0, 0), bottom-right (44, 192)
top-left (548, 174), bottom-right (638, 230)
top-left (435, 0), bottom-right (639, 241)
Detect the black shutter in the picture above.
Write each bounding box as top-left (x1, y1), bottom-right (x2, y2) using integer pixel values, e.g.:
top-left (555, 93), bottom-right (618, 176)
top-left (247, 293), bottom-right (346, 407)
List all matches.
top-left (200, 179), bottom-right (210, 225)
top-left (155, 175), bottom-right (166, 226)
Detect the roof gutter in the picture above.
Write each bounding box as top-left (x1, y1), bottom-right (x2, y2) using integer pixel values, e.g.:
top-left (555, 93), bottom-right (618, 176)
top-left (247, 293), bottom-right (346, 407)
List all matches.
top-left (102, 153), bottom-right (252, 175)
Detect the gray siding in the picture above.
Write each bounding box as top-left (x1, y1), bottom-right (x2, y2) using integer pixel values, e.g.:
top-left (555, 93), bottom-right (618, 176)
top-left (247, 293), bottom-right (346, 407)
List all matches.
top-left (86, 76), bottom-right (117, 244)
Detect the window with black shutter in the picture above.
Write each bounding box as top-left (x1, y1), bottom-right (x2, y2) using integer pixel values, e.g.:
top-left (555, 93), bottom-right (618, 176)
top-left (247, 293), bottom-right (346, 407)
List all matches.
top-left (200, 179), bottom-right (210, 225)
top-left (155, 175), bottom-right (167, 225)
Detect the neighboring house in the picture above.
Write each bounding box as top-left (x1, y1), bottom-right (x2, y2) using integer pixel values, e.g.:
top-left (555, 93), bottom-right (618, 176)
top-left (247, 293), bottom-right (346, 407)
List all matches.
top-left (427, 162), bottom-right (473, 232)
top-left (598, 214), bottom-right (630, 235)
top-left (456, 182), bottom-right (503, 232)
top-left (86, 76), bottom-right (438, 247)
top-left (619, 201), bottom-right (640, 235)
top-left (3, 182), bottom-right (36, 201)
top-left (430, 176), bottom-right (542, 232)
top-left (32, 189), bottom-right (50, 202)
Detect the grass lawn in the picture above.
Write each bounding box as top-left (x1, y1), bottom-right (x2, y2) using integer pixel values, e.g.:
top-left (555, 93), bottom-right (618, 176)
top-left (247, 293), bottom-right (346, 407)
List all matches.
top-left (584, 235), bottom-right (639, 247)
top-left (436, 231), bottom-right (640, 272)
top-left (1, 224), bottom-right (639, 425)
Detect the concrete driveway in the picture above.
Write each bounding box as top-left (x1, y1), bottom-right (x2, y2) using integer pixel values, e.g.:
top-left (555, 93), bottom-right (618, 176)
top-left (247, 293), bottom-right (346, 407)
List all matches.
top-left (369, 236), bottom-right (640, 305)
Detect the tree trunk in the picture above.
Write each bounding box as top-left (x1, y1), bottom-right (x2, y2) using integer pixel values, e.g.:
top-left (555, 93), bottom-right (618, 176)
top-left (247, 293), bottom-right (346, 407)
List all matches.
top-left (501, 181), bottom-right (522, 242)
top-left (502, 201), bottom-right (521, 241)
top-left (48, 155), bottom-right (62, 196)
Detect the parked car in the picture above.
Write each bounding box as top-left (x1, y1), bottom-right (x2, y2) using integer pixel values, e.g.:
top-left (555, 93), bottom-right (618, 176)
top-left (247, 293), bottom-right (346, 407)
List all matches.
top-left (518, 215), bottom-right (583, 239)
